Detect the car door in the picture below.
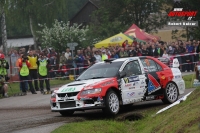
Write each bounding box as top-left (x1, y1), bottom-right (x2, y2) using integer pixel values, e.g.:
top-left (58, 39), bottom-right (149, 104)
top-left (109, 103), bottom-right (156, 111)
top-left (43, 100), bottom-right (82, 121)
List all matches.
top-left (140, 58), bottom-right (163, 98)
top-left (120, 59), bottom-right (146, 105)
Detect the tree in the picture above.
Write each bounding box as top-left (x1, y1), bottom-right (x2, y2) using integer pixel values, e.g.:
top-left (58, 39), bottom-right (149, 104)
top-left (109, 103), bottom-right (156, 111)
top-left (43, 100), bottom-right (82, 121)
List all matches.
top-left (8, 0), bottom-right (68, 49)
top-left (37, 20), bottom-right (89, 52)
top-left (87, 0), bottom-right (174, 44)
top-left (182, 0), bottom-right (200, 40)
top-left (0, 0), bottom-right (8, 55)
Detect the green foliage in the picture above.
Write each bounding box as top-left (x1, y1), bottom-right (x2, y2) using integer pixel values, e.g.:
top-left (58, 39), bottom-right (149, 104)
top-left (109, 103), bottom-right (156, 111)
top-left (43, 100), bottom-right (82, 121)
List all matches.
top-left (1, 0), bottom-right (88, 37)
top-left (86, 0), bottom-right (174, 44)
top-left (177, 0), bottom-right (200, 40)
top-left (37, 20), bottom-right (89, 52)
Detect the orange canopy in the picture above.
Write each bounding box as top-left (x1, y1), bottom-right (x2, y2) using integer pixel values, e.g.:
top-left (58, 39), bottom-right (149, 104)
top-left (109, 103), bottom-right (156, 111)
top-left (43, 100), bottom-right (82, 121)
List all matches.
top-left (124, 24), bottom-right (159, 42)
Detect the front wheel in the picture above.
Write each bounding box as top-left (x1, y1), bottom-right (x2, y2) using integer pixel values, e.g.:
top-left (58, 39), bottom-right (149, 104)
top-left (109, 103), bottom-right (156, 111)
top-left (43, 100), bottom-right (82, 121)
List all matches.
top-left (59, 110), bottom-right (74, 116)
top-left (162, 82), bottom-right (179, 104)
top-left (103, 90), bottom-right (120, 115)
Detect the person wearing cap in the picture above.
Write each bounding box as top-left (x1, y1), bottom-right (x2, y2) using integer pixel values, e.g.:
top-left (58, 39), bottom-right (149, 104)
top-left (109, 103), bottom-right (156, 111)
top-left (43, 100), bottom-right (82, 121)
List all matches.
top-left (37, 53), bottom-right (51, 94)
top-left (0, 54), bottom-right (9, 97)
top-left (101, 50), bottom-right (108, 61)
top-left (19, 55), bottom-right (37, 95)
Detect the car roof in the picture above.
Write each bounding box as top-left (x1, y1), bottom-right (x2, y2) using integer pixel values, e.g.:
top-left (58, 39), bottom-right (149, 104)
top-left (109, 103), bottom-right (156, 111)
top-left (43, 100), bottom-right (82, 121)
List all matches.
top-left (96, 57), bottom-right (140, 65)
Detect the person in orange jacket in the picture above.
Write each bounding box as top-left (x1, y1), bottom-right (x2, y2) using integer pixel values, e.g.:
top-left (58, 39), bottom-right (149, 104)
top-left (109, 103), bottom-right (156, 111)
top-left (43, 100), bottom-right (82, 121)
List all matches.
top-left (19, 55), bottom-right (37, 95)
top-left (16, 53), bottom-right (28, 92)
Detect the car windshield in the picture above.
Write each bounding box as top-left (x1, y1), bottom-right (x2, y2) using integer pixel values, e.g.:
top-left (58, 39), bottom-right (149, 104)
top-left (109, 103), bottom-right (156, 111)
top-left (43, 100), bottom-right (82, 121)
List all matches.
top-left (76, 61), bottom-right (124, 80)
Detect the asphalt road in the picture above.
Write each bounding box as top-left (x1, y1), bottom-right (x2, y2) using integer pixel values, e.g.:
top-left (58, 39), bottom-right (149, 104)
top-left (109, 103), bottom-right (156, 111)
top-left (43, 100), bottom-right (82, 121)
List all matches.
top-left (0, 72), bottom-right (195, 133)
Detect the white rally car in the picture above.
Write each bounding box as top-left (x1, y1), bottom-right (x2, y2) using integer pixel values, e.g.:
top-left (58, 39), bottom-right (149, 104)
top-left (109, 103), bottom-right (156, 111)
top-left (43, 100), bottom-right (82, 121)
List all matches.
top-left (50, 56), bottom-right (185, 116)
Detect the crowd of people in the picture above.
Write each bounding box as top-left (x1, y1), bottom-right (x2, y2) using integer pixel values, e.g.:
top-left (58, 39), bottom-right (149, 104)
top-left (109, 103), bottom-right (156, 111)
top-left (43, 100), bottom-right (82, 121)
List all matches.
top-left (1, 39), bottom-right (199, 98)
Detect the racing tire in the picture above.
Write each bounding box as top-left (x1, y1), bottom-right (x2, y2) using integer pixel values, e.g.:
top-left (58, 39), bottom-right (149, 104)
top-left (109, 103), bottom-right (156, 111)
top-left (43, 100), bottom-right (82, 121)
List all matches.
top-left (162, 82), bottom-right (179, 104)
top-left (59, 110), bottom-right (74, 116)
top-left (103, 90), bottom-right (120, 115)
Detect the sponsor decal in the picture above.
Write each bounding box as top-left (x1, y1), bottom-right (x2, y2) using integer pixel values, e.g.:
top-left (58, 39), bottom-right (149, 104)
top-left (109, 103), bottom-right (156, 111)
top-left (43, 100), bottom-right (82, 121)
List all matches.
top-left (101, 80), bottom-right (114, 87)
top-left (97, 96), bottom-right (103, 101)
top-left (127, 92), bottom-right (135, 97)
top-left (61, 87), bottom-right (76, 92)
top-left (129, 76), bottom-right (139, 82)
top-left (146, 95), bottom-right (155, 100)
top-left (125, 83), bottom-right (132, 87)
top-left (84, 86), bottom-right (93, 90)
top-left (110, 36), bottom-right (122, 42)
top-left (161, 76), bottom-right (165, 80)
top-left (147, 74), bottom-right (161, 94)
top-left (129, 87), bottom-right (135, 89)
top-left (141, 80), bottom-right (145, 84)
top-left (140, 86), bottom-right (145, 88)
top-left (138, 92), bottom-right (144, 95)
top-left (123, 78), bottom-right (129, 83)
top-left (124, 76), bottom-right (139, 83)
top-left (132, 81), bottom-right (139, 86)
top-left (175, 75), bottom-right (181, 79)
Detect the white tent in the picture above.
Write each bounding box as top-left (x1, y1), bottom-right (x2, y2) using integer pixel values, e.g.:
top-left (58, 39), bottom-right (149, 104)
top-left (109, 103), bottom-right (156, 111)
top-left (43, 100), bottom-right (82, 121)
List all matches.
top-left (7, 37), bottom-right (34, 48)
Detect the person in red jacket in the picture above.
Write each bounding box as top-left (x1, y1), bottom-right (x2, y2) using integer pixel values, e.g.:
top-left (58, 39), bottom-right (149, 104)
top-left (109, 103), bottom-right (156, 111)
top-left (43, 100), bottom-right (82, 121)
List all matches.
top-left (19, 55), bottom-right (37, 95)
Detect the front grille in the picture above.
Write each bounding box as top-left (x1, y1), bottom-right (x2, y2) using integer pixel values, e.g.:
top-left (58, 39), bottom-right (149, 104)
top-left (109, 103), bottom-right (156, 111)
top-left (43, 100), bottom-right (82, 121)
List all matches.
top-left (60, 101), bottom-right (76, 108)
top-left (57, 92), bottom-right (79, 97)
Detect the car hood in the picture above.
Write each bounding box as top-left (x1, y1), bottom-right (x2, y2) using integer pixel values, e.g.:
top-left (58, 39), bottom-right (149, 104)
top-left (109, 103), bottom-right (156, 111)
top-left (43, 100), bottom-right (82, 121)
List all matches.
top-left (56, 78), bottom-right (110, 93)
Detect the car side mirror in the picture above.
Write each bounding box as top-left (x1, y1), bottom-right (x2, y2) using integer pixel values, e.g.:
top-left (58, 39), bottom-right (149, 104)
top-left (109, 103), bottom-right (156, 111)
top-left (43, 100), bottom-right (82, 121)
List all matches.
top-left (172, 58), bottom-right (179, 68)
top-left (119, 71), bottom-right (126, 78)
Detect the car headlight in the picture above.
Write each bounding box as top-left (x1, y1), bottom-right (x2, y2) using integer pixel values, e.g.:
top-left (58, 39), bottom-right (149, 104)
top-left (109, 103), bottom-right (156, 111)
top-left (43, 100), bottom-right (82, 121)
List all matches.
top-left (51, 92), bottom-right (56, 98)
top-left (80, 88), bottom-right (102, 96)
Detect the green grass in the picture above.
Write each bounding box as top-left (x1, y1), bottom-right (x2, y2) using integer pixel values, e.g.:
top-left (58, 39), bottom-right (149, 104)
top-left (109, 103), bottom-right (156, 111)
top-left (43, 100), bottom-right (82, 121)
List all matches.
top-left (52, 120), bottom-right (132, 133)
top-left (52, 88), bottom-right (200, 133)
top-left (182, 74), bottom-right (195, 89)
top-left (0, 79), bottom-right (72, 97)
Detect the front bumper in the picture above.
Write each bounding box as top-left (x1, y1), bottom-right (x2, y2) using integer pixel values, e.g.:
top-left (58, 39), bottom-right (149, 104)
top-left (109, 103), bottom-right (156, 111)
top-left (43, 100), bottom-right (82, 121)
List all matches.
top-left (51, 98), bottom-right (104, 112)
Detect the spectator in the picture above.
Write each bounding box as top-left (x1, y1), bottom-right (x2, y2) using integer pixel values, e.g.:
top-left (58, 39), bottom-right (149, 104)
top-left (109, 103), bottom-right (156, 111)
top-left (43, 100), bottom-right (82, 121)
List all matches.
top-left (0, 54), bottom-right (9, 97)
top-left (142, 45), bottom-right (149, 56)
top-left (19, 55), bottom-right (37, 95)
top-left (128, 46), bottom-right (136, 57)
top-left (64, 48), bottom-right (71, 60)
top-left (27, 50), bottom-right (39, 91)
top-left (16, 53), bottom-right (28, 92)
top-left (184, 49), bottom-right (192, 72)
top-left (101, 50), bottom-right (108, 61)
top-left (149, 44), bottom-right (158, 57)
top-left (75, 50), bottom-right (84, 75)
top-left (122, 40), bottom-right (129, 48)
top-left (135, 44), bottom-right (142, 56)
top-left (110, 51), bottom-right (119, 58)
top-left (162, 49), bottom-right (169, 59)
top-left (59, 52), bottom-right (66, 65)
top-left (37, 53), bottom-right (51, 94)
top-left (94, 51), bottom-right (102, 63)
top-left (167, 45), bottom-right (174, 55)
top-left (119, 47), bottom-right (128, 58)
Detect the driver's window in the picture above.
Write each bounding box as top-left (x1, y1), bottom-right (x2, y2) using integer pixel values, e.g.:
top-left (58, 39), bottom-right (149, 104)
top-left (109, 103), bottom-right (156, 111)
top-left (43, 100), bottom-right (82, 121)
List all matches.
top-left (123, 60), bottom-right (142, 77)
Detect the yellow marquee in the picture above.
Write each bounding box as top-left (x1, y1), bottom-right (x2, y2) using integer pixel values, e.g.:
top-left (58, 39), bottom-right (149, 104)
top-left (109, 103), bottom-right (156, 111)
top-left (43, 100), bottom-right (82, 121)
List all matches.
top-left (94, 33), bottom-right (134, 48)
